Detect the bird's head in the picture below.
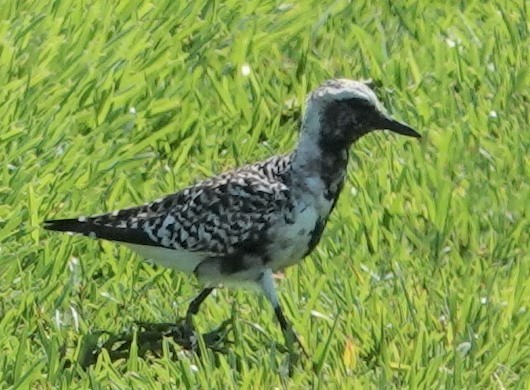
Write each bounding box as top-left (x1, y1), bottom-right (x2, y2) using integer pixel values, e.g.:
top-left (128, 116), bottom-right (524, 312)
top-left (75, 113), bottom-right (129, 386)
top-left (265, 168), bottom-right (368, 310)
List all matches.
top-left (303, 79), bottom-right (420, 149)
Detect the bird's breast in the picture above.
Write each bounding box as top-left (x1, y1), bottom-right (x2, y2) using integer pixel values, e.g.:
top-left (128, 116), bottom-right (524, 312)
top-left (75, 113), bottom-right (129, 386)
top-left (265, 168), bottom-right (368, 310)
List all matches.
top-left (267, 195), bottom-right (333, 271)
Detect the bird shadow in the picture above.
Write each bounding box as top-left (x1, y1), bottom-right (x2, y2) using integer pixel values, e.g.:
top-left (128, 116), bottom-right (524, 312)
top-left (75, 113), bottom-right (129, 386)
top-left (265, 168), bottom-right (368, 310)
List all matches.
top-left (77, 318), bottom-right (232, 369)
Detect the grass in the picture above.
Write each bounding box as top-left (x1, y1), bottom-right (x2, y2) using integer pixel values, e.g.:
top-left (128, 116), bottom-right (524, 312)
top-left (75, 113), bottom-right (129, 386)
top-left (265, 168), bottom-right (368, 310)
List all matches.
top-left (1, 0), bottom-right (529, 387)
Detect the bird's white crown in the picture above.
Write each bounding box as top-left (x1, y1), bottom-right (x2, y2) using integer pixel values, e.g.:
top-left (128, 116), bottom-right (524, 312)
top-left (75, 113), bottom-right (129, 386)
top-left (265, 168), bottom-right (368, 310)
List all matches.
top-left (308, 79), bottom-right (380, 107)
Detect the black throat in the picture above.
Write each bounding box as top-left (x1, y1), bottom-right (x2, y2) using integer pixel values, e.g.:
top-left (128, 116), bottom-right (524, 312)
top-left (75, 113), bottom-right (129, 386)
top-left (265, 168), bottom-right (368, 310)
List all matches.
top-left (316, 140), bottom-right (349, 205)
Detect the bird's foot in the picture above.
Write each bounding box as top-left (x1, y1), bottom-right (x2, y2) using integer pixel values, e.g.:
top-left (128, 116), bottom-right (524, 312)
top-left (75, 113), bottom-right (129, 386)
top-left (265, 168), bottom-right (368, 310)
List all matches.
top-left (280, 325), bottom-right (308, 357)
top-left (279, 326), bottom-right (309, 375)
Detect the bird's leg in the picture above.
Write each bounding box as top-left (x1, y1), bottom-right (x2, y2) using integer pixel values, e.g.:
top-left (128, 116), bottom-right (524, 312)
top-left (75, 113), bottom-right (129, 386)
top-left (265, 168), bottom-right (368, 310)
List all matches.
top-left (183, 287), bottom-right (233, 352)
top-left (259, 269), bottom-right (307, 357)
top-left (185, 287), bottom-right (215, 328)
top-left (127, 287), bottom-right (224, 355)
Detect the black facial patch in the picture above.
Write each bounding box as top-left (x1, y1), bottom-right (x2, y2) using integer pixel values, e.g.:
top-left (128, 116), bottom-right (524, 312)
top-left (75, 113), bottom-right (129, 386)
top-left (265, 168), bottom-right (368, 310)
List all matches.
top-left (320, 98), bottom-right (374, 149)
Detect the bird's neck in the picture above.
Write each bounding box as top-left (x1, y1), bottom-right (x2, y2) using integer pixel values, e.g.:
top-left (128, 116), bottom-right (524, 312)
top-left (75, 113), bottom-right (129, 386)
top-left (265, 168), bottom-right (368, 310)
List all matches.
top-left (290, 126), bottom-right (349, 204)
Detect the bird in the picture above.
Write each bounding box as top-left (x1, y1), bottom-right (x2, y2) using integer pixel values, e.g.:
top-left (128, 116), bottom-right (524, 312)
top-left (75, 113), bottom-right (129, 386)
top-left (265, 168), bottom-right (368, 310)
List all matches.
top-left (44, 79), bottom-right (420, 353)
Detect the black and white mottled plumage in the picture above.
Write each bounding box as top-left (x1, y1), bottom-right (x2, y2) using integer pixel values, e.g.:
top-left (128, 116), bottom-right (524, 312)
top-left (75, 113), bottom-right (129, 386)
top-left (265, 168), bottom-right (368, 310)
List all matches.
top-left (44, 79), bottom-right (420, 349)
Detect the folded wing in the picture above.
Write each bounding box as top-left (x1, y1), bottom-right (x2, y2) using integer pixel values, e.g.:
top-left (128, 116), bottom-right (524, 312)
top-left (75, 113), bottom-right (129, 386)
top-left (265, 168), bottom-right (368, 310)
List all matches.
top-left (44, 163), bottom-right (293, 260)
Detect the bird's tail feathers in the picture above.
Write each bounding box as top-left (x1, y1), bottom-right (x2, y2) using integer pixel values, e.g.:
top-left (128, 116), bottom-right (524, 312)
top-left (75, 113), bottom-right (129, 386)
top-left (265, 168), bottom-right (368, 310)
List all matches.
top-left (43, 216), bottom-right (156, 246)
top-left (43, 218), bottom-right (92, 234)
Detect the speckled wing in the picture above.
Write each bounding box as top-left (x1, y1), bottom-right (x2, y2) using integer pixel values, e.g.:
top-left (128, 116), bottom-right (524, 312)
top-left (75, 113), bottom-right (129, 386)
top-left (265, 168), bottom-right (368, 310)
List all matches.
top-left (44, 156), bottom-right (294, 260)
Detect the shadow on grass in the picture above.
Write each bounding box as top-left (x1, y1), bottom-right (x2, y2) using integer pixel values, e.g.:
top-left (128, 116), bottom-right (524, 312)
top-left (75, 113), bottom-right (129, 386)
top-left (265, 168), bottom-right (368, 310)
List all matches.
top-left (77, 319), bottom-right (232, 369)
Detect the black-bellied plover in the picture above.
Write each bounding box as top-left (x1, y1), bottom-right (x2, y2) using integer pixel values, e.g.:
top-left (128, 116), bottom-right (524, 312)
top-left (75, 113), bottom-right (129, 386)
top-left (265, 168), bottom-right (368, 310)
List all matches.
top-left (45, 79), bottom-right (420, 353)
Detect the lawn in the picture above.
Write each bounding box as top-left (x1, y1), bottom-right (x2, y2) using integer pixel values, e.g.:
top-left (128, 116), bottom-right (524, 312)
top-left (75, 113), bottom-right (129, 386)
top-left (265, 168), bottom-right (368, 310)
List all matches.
top-left (1, 0), bottom-right (529, 387)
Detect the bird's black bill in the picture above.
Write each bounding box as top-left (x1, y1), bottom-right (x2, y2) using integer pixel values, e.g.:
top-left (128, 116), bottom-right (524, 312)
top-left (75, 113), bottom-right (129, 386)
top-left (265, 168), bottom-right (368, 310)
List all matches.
top-left (377, 115), bottom-right (421, 138)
